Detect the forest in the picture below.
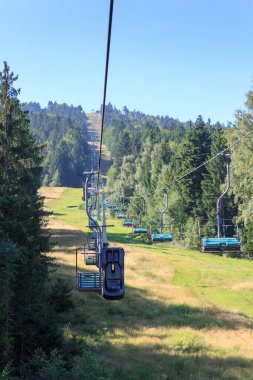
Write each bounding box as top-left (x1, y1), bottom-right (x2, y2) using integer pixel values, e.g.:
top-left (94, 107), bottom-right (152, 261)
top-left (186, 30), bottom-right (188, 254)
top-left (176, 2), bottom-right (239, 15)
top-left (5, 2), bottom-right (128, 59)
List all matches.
top-left (104, 99), bottom-right (253, 255)
top-left (1, 58), bottom-right (253, 379)
top-left (23, 101), bottom-right (91, 188)
top-left (0, 63), bottom-right (103, 379)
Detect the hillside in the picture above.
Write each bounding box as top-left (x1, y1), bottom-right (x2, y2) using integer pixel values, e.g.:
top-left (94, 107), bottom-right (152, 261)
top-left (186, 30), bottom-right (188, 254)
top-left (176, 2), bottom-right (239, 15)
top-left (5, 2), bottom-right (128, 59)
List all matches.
top-left (86, 112), bottom-right (112, 173)
top-left (45, 186), bottom-right (253, 380)
top-left (23, 101), bottom-right (91, 187)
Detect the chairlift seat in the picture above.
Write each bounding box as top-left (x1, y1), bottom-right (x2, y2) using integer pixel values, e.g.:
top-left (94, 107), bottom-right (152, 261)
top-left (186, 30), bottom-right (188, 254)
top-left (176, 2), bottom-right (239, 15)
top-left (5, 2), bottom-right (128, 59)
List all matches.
top-left (123, 220), bottom-right (134, 226)
top-left (85, 254), bottom-right (98, 265)
top-left (151, 233), bottom-right (173, 242)
top-left (77, 272), bottom-right (101, 292)
top-left (133, 228), bottom-right (148, 234)
top-left (202, 237), bottom-right (241, 252)
top-left (86, 242), bottom-right (96, 251)
top-left (117, 214), bottom-right (126, 219)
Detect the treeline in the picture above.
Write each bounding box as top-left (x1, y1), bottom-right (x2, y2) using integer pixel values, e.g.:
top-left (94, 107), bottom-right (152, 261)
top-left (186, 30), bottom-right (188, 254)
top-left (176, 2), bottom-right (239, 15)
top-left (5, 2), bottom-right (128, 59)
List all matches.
top-left (23, 101), bottom-right (91, 187)
top-left (0, 63), bottom-right (102, 379)
top-left (105, 97), bottom-right (253, 254)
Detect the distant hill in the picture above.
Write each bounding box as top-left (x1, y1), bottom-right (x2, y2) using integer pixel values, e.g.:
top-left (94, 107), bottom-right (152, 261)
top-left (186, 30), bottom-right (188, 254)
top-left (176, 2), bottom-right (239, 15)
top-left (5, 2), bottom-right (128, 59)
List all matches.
top-left (23, 102), bottom-right (91, 187)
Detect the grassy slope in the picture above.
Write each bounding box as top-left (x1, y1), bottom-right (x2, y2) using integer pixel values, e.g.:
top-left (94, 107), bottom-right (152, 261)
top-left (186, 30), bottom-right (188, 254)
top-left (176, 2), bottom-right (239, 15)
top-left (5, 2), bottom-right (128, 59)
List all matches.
top-left (45, 187), bottom-right (253, 380)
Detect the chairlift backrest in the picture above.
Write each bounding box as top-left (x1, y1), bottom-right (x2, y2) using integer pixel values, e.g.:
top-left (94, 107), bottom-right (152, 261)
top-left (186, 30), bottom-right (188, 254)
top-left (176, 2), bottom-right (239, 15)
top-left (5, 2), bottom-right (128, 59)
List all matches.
top-left (102, 247), bottom-right (125, 300)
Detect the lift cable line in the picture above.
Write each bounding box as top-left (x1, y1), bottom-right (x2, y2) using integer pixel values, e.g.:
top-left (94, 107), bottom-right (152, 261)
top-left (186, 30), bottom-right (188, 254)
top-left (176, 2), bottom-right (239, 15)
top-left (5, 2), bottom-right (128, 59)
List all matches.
top-left (164, 126), bottom-right (253, 190)
top-left (77, 1), bottom-right (125, 300)
top-left (119, 126), bottom-right (253, 202)
top-left (97, 0), bottom-right (114, 190)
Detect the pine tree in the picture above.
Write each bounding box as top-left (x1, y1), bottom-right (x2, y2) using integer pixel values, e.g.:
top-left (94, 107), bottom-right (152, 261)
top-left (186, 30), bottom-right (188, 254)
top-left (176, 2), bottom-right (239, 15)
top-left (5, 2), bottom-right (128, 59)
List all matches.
top-left (201, 123), bottom-right (227, 219)
top-left (0, 62), bottom-right (60, 369)
top-left (176, 116), bottom-right (211, 217)
top-left (0, 241), bottom-right (21, 366)
top-left (113, 131), bottom-right (131, 175)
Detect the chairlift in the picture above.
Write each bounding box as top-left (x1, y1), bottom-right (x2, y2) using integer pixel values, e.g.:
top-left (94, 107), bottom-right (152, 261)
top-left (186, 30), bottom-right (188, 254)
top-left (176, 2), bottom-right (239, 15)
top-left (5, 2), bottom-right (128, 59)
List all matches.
top-left (101, 247), bottom-right (125, 300)
top-left (119, 198), bottom-right (134, 226)
top-left (151, 189), bottom-right (173, 242)
top-left (123, 220), bottom-right (134, 226)
top-left (117, 214), bottom-right (126, 219)
top-left (76, 171), bottom-right (125, 299)
top-left (112, 207), bottom-right (121, 212)
top-left (133, 197), bottom-right (148, 234)
top-left (200, 154), bottom-right (241, 254)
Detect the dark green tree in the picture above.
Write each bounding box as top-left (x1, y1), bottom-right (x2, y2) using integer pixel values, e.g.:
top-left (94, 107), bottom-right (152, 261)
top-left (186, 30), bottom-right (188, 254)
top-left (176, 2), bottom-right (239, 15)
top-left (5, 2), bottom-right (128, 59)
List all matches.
top-left (201, 123), bottom-right (228, 219)
top-left (0, 241), bottom-right (21, 366)
top-left (0, 62), bottom-right (60, 370)
top-left (50, 278), bottom-right (74, 313)
top-left (176, 116), bottom-right (211, 217)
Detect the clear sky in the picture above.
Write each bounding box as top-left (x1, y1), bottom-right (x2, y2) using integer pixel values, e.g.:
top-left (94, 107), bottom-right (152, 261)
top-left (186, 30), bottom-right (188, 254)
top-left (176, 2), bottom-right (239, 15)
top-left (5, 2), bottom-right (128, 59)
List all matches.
top-left (1, 0), bottom-right (253, 124)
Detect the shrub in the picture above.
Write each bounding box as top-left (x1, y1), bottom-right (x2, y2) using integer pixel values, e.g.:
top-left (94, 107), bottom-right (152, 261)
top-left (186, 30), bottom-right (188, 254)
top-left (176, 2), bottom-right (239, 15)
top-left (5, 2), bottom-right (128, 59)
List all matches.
top-left (50, 278), bottom-right (74, 313)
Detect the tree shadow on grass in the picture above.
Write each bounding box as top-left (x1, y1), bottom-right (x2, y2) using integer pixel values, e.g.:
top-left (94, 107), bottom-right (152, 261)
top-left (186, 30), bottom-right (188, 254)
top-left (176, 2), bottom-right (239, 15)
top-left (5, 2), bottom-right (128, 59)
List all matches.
top-left (49, 228), bottom-right (85, 253)
top-left (55, 262), bottom-right (253, 379)
top-left (48, 225), bottom-right (253, 332)
top-left (69, 284), bottom-right (253, 379)
top-left (99, 342), bottom-right (253, 380)
top-left (57, 259), bottom-right (253, 332)
top-left (107, 232), bottom-right (149, 245)
top-left (103, 285), bottom-right (253, 331)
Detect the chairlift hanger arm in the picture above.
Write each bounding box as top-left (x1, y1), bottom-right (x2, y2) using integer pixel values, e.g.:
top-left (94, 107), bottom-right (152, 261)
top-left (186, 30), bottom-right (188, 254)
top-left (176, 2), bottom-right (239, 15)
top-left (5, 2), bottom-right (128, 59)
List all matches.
top-left (216, 154), bottom-right (231, 238)
top-left (138, 196), bottom-right (146, 226)
top-left (159, 190), bottom-right (169, 233)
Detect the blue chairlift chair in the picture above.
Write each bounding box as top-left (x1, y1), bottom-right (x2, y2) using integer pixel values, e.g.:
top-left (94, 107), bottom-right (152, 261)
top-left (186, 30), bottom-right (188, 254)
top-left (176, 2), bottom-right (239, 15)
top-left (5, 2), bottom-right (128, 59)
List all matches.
top-left (122, 209), bottom-right (134, 226)
top-left (151, 190), bottom-right (173, 242)
top-left (200, 154), bottom-right (241, 254)
top-left (123, 220), bottom-right (134, 226)
top-left (112, 207), bottom-right (121, 212)
top-left (132, 197), bottom-right (148, 234)
top-left (117, 213), bottom-right (126, 219)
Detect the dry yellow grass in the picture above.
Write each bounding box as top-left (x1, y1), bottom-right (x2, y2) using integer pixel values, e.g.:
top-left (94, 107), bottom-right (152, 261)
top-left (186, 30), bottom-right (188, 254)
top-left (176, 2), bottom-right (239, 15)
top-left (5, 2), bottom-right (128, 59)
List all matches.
top-left (40, 186), bottom-right (66, 203)
top-left (44, 187), bottom-right (253, 379)
top-left (232, 281), bottom-right (253, 291)
top-left (86, 112), bottom-right (111, 160)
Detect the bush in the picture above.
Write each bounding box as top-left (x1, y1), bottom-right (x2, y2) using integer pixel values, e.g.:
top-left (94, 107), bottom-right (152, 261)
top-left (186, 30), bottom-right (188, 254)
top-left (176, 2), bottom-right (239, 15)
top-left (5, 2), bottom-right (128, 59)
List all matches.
top-left (50, 278), bottom-right (74, 313)
top-left (21, 348), bottom-right (104, 380)
top-left (0, 363), bottom-right (11, 380)
top-left (21, 348), bottom-right (68, 380)
top-left (70, 350), bottom-right (104, 380)
top-left (184, 218), bottom-right (199, 249)
top-left (243, 222), bottom-right (253, 256)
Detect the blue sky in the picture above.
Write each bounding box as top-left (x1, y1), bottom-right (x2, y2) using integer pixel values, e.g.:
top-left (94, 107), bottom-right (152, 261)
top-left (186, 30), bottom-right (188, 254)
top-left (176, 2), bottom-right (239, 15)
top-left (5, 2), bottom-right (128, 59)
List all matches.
top-left (1, 0), bottom-right (253, 123)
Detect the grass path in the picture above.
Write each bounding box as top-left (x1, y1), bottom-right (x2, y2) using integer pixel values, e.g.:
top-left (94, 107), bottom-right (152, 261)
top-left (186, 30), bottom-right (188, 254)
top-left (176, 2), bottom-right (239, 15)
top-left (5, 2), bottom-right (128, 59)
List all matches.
top-left (45, 187), bottom-right (253, 380)
top-left (86, 112), bottom-right (111, 160)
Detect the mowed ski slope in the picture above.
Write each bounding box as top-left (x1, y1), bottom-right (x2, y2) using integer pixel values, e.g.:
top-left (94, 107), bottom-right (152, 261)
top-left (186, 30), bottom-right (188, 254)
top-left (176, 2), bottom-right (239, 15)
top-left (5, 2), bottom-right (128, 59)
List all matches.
top-left (43, 187), bottom-right (253, 380)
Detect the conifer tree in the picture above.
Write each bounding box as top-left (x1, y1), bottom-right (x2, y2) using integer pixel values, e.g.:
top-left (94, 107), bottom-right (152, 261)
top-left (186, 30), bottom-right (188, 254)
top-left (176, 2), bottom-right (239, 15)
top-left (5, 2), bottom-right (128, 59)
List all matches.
top-left (113, 130), bottom-right (131, 175)
top-left (176, 116), bottom-right (211, 217)
top-left (0, 62), bottom-right (59, 370)
top-left (0, 241), bottom-right (21, 366)
top-left (201, 123), bottom-right (227, 219)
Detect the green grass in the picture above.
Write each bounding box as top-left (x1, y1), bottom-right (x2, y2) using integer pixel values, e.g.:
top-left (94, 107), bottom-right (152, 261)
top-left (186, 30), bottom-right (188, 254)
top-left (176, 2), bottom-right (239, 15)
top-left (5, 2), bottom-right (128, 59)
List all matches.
top-left (46, 187), bottom-right (253, 380)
